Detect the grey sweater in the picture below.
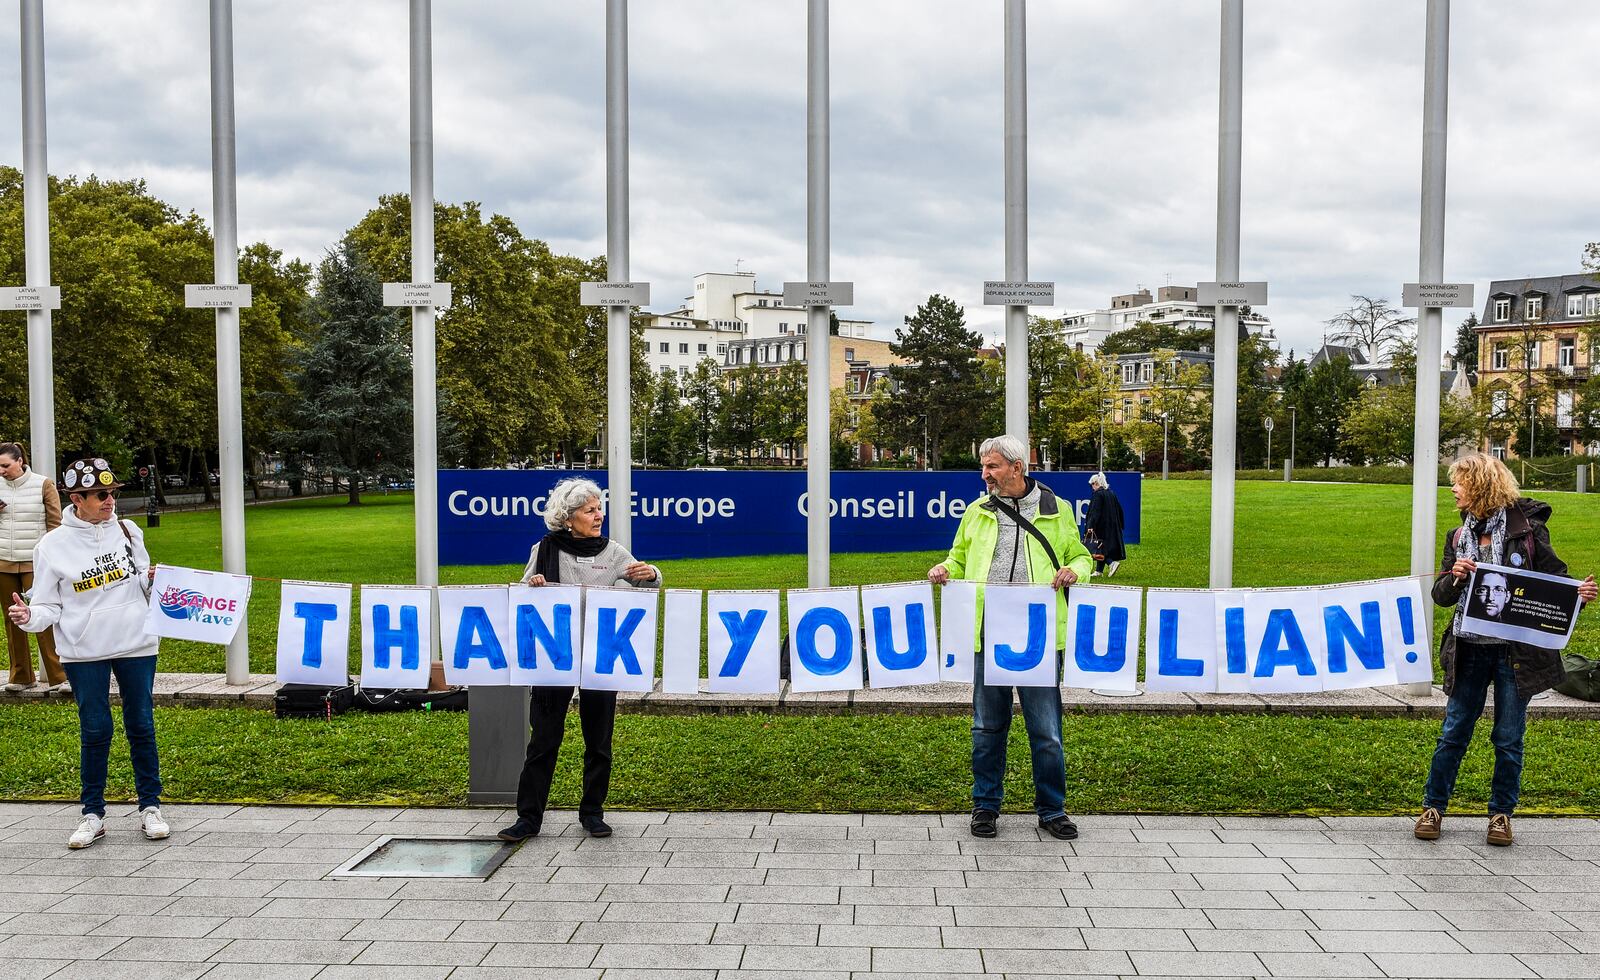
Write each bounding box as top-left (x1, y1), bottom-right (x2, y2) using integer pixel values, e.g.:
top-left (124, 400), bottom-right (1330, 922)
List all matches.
top-left (520, 539), bottom-right (661, 590)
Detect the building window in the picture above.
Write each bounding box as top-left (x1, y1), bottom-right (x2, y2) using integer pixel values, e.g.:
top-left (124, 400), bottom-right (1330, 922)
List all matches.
top-left (1141, 361), bottom-right (1153, 383)
top-left (1588, 294), bottom-right (1600, 316)
top-left (788, 342), bottom-right (797, 360)
top-left (1491, 389), bottom-right (1508, 415)
top-left (679, 343), bottom-right (689, 354)
top-left (758, 299), bottom-right (768, 307)
top-left (1557, 390), bottom-right (1574, 428)
top-left (697, 343), bottom-right (707, 354)
top-left (1526, 296), bottom-right (1543, 320)
top-left (659, 342), bottom-right (670, 353)
top-left (1494, 299), bottom-right (1510, 322)
top-left (1492, 343), bottom-right (1509, 370)
top-left (1526, 340), bottom-right (1539, 367)
top-left (680, 366), bottom-right (691, 379)
top-left (797, 343), bottom-right (806, 359)
top-left (1569, 295), bottom-right (1586, 318)
top-left (1490, 439), bottom-right (1506, 460)
top-left (1559, 338), bottom-right (1576, 368)
top-left (798, 323), bottom-right (806, 334)
top-left (849, 377), bottom-right (861, 394)
top-left (716, 344), bottom-right (727, 355)
top-left (844, 347), bottom-right (855, 361)
top-left (779, 322), bottom-right (788, 333)
top-left (659, 365), bottom-right (673, 377)
top-left (1122, 363), bottom-right (1137, 383)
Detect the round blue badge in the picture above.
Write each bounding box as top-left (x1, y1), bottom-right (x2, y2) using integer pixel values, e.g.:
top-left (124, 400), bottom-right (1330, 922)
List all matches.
top-left (1510, 552), bottom-right (1524, 567)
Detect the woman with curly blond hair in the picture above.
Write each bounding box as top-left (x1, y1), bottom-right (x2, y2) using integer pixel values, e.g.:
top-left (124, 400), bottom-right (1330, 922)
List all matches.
top-left (1415, 454), bottom-right (1596, 846)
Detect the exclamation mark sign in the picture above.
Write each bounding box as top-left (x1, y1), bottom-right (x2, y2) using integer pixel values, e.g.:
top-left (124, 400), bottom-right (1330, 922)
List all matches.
top-left (1397, 595), bottom-right (1418, 664)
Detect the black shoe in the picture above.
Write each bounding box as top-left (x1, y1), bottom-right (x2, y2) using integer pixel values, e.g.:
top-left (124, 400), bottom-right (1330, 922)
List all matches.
top-left (580, 815), bottom-right (613, 838)
top-left (497, 819), bottom-right (539, 842)
top-left (970, 809), bottom-right (998, 838)
top-left (1039, 814), bottom-right (1078, 841)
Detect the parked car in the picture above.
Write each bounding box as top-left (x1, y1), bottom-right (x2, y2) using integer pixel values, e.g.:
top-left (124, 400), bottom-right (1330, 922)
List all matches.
top-left (162, 473), bottom-right (186, 488)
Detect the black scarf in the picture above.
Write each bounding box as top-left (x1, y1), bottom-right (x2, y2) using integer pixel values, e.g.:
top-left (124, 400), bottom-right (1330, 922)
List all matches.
top-left (533, 529), bottom-right (609, 584)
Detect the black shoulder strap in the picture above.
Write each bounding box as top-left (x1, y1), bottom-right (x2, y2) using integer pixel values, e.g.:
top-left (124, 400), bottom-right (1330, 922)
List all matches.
top-left (987, 494), bottom-right (1061, 571)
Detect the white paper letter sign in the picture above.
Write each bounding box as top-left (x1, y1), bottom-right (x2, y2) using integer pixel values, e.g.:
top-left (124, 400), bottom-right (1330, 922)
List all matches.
top-left (580, 587), bottom-right (658, 693)
top-left (1387, 576), bottom-right (1434, 684)
top-left (438, 586), bottom-right (511, 686)
top-left (939, 581), bottom-right (978, 683)
top-left (1222, 589), bottom-right (1329, 694)
top-left (1063, 585), bottom-right (1141, 692)
top-left (706, 591), bottom-right (781, 694)
top-left (275, 580), bottom-right (353, 686)
top-left (508, 584), bottom-right (582, 686)
top-left (861, 583), bottom-right (940, 688)
top-left (1318, 582), bottom-right (1401, 690)
top-left (661, 590), bottom-right (703, 694)
top-left (1142, 590), bottom-right (1217, 693)
top-left (785, 587), bottom-right (863, 693)
top-left (360, 586), bottom-right (434, 689)
top-left (145, 566), bottom-right (253, 645)
top-left (982, 584), bottom-right (1058, 688)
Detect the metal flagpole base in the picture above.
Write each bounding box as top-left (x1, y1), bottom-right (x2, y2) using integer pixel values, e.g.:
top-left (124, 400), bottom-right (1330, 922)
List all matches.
top-left (1091, 687), bottom-right (1143, 698)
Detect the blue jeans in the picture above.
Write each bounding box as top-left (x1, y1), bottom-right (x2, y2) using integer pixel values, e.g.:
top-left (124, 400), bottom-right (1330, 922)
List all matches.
top-left (61, 656), bottom-right (162, 818)
top-left (1423, 643), bottom-right (1529, 816)
top-left (972, 653), bottom-right (1067, 820)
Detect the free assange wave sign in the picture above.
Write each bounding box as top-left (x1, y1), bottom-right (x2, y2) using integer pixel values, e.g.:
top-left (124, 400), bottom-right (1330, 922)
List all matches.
top-left (439, 469), bottom-right (1141, 565)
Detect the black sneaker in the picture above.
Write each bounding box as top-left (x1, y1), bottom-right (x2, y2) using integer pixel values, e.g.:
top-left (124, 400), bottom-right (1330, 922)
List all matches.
top-left (580, 815), bottom-right (613, 838)
top-left (1039, 814), bottom-right (1079, 841)
top-left (497, 819), bottom-right (539, 842)
top-left (970, 809), bottom-right (999, 838)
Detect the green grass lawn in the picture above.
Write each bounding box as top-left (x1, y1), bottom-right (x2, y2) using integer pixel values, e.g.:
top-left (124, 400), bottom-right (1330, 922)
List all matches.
top-left (2, 702), bottom-right (1597, 815)
top-left (7, 481), bottom-right (1593, 814)
top-left (136, 481), bottom-right (1600, 673)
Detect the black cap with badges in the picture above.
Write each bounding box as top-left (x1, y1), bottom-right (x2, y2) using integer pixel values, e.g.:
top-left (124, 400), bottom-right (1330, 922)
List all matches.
top-left (61, 458), bottom-right (125, 494)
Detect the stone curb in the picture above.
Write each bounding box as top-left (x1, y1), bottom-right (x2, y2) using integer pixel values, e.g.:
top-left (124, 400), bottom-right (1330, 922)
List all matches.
top-left (5, 672), bottom-right (1598, 719)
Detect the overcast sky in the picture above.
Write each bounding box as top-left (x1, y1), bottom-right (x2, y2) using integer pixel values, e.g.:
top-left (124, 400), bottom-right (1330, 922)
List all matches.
top-left (3, 1), bottom-right (1597, 357)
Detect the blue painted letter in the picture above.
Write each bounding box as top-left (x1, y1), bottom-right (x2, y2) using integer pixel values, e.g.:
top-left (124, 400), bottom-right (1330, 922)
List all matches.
top-left (717, 609), bottom-right (768, 677)
top-left (1324, 601), bottom-right (1385, 673)
top-left (1073, 604), bottom-right (1129, 673)
top-left (1223, 606), bottom-right (1247, 675)
top-left (1156, 607), bottom-right (1204, 677)
top-left (294, 602), bottom-right (338, 669)
top-left (795, 607), bottom-right (852, 676)
top-left (371, 604), bottom-right (420, 671)
top-left (870, 604), bottom-right (928, 671)
top-left (451, 606), bottom-right (508, 671)
top-left (993, 603), bottom-right (1048, 672)
top-left (515, 603), bottom-right (573, 672)
top-left (1254, 609), bottom-right (1316, 677)
top-left (595, 607), bottom-right (647, 676)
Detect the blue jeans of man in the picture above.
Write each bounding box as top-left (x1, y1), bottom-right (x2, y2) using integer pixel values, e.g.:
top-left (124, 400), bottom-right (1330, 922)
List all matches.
top-left (971, 652), bottom-right (1067, 820)
top-left (1423, 643), bottom-right (1529, 816)
top-left (61, 655), bottom-right (162, 818)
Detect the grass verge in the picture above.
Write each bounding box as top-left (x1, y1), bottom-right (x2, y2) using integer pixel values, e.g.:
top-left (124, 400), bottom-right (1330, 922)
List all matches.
top-left (3, 703), bottom-right (1597, 815)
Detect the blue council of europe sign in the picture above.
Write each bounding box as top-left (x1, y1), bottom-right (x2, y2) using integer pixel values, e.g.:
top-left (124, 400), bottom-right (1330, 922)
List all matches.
top-left (439, 469), bottom-right (1141, 565)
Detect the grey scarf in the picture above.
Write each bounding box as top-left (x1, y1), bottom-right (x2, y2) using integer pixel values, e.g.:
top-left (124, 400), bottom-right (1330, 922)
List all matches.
top-left (1450, 507), bottom-right (1506, 641)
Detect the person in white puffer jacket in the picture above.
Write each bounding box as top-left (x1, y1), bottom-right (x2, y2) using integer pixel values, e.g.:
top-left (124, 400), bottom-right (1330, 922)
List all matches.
top-left (6, 458), bottom-right (168, 849)
top-left (0, 442), bottom-right (67, 692)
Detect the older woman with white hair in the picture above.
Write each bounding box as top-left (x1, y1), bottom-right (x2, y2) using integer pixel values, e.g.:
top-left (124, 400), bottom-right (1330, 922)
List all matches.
top-left (1083, 472), bottom-right (1126, 578)
top-left (499, 477), bottom-right (660, 843)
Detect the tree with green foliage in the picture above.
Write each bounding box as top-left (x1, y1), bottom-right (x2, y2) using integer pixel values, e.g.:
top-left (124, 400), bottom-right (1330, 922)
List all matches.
top-left (281, 241), bottom-right (412, 504)
top-left (1234, 335), bottom-right (1281, 468)
top-left (681, 360), bottom-right (722, 464)
top-left (345, 194), bottom-right (643, 468)
top-left (1097, 320), bottom-right (1212, 357)
top-left (1452, 313), bottom-right (1480, 374)
top-left (715, 365), bottom-right (765, 463)
top-left (1340, 342), bottom-right (1475, 464)
top-left (1281, 353), bottom-right (1363, 466)
top-left (875, 295), bottom-right (989, 469)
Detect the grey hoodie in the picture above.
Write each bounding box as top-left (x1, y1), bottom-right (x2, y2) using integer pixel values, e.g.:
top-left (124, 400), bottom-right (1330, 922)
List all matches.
top-left (21, 506), bottom-right (156, 662)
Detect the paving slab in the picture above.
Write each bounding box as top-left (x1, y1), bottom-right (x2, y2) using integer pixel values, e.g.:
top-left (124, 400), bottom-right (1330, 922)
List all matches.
top-left (1, 803), bottom-right (1597, 977)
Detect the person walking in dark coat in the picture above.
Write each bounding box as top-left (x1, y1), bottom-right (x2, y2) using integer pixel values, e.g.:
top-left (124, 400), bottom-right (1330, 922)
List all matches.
top-left (1083, 473), bottom-right (1126, 577)
top-left (1415, 453), bottom-right (1596, 847)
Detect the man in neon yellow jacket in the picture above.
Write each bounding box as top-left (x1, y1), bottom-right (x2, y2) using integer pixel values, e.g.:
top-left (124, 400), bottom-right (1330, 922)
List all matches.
top-left (929, 435), bottom-right (1093, 841)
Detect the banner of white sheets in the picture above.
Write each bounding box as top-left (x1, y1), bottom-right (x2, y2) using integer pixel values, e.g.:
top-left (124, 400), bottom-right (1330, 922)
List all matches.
top-left (272, 576), bottom-right (1435, 694)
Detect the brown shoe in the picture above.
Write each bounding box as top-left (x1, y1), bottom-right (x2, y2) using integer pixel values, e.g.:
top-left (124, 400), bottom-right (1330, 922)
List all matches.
top-left (1487, 813), bottom-right (1513, 847)
top-left (1414, 807), bottom-right (1442, 840)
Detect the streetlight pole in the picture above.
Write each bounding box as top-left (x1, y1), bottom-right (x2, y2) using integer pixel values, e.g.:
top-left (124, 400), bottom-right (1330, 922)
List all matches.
top-left (1161, 412), bottom-right (1170, 481)
top-left (1288, 404), bottom-right (1296, 480)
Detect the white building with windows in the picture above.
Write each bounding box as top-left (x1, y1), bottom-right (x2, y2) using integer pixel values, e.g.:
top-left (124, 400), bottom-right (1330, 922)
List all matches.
top-left (1055, 284), bottom-right (1275, 351)
top-left (641, 272), bottom-right (873, 380)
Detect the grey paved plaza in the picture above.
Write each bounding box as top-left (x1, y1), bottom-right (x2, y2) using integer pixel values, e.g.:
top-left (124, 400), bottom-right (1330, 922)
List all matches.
top-left (2, 803), bottom-right (1599, 978)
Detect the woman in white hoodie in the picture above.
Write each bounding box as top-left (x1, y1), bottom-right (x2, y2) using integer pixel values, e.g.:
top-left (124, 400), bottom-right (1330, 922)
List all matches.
top-left (6, 458), bottom-right (166, 849)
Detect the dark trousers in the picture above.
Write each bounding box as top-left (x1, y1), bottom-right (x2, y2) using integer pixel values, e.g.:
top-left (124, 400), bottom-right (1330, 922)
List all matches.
top-left (515, 686), bottom-right (617, 827)
top-left (61, 655), bottom-right (162, 817)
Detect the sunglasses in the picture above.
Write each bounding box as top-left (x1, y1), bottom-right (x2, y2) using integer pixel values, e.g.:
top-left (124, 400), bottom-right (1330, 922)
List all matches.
top-left (75, 489), bottom-right (119, 502)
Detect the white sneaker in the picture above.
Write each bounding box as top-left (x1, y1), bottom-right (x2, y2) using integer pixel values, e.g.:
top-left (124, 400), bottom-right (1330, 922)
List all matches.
top-left (68, 814), bottom-right (105, 849)
top-left (1107, 561), bottom-right (1120, 578)
top-left (47, 681), bottom-right (71, 694)
top-left (140, 807), bottom-right (170, 841)
top-left (4, 681), bottom-right (34, 692)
